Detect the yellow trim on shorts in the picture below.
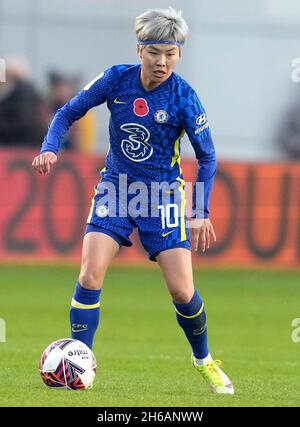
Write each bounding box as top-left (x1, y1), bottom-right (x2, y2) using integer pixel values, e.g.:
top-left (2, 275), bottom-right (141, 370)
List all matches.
top-left (86, 186), bottom-right (98, 223)
top-left (176, 176), bottom-right (186, 241)
top-left (171, 131), bottom-right (186, 241)
top-left (175, 303), bottom-right (204, 319)
top-left (87, 166), bottom-right (107, 223)
top-left (71, 298), bottom-right (100, 309)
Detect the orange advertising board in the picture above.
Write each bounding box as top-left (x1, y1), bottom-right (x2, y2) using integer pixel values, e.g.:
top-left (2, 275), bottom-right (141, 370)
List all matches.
top-left (1, 148), bottom-right (299, 267)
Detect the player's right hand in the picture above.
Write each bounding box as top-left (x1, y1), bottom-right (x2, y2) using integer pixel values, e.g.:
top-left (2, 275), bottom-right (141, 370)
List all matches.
top-left (32, 151), bottom-right (57, 175)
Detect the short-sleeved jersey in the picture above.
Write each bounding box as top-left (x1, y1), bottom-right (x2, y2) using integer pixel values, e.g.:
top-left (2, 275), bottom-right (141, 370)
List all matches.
top-left (41, 64), bottom-right (216, 217)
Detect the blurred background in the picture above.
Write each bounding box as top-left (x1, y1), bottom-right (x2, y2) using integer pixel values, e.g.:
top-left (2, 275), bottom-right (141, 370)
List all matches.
top-left (1, 0), bottom-right (300, 266)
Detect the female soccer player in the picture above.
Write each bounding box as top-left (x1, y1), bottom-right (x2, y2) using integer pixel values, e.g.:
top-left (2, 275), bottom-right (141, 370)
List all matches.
top-left (32, 7), bottom-right (234, 395)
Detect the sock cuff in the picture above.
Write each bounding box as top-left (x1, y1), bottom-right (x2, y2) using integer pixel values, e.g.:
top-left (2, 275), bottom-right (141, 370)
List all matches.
top-left (173, 288), bottom-right (204, 317)
top-left (72, 282), bottom-right (101, 306)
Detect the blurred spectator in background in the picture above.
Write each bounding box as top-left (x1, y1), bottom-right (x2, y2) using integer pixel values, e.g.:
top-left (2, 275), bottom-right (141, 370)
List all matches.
top-left (0, 55), bottom-right (47, 147)
top-left (46, 71), bottom-right (97, 153)
top-left (278, 97), bottom-right (300, 159)
top-left (46, 71), bottom-right (79, 151)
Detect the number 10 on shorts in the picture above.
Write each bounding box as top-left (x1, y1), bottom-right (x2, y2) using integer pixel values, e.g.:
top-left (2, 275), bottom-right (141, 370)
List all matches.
top-left (158, 204), bottom-right (179, 230)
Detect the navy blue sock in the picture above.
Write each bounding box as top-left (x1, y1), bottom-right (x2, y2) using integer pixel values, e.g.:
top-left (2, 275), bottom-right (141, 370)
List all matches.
top-left (70, 282), bottom-right (101, 350)
top-left (173, 288), bottom-right (209, 359)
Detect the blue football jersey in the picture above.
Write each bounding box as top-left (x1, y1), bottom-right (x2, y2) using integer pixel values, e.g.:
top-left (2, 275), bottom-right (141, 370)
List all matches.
top-left (41, 64), bottom-right (216, 217)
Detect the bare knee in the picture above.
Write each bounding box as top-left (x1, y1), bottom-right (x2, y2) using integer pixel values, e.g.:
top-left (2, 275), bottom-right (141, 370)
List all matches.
top-left (171, 287), bottom-right (194, 304)
top-left (79, 270), bottom-right (104, 290)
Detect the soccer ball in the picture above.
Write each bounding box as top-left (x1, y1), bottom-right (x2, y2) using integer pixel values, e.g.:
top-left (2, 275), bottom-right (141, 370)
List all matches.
top-left (40, 338), bottom-right (97, 390)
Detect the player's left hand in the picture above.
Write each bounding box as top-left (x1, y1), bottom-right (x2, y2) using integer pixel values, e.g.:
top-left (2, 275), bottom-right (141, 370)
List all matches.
top-left (188, 218), bottom-right (216, 252)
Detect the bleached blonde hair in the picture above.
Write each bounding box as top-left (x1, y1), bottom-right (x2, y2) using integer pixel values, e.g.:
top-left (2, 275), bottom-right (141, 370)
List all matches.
top-left (135, 7), bottom-right (189, 45)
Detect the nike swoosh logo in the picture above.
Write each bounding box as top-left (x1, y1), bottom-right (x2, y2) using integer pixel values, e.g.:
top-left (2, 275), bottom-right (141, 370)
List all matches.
top-left (114, 98), bottom-right (127, 104)
top-left (71, 328), bottom-right (88, 333)
top-left (162, 230), bottom-right (175, 237)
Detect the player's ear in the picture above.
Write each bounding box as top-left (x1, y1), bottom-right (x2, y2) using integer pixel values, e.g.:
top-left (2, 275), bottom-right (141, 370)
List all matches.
top-left (136, 44), bottom-right (142, 58)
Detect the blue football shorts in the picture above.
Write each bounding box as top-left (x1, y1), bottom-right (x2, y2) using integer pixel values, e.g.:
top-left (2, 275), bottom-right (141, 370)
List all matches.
top-left (85, 179), bottom-right (191, 261)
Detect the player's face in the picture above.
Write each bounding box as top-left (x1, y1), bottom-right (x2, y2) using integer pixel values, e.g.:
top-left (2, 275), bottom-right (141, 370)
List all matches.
top-left (137, 44), bottom-right (180, 89)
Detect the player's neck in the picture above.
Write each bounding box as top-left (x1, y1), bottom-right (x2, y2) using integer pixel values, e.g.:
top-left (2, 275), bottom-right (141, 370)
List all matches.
top-left (140, 68), bottom-right (167, 91)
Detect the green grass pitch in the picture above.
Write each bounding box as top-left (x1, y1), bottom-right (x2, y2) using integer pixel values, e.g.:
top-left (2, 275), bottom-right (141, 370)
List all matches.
top-left (0, 264), bottom-right (299, 407)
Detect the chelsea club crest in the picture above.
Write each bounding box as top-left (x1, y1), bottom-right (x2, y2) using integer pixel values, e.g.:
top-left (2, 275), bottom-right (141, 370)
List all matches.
top-left (154, 110), bottom-right (168, 123)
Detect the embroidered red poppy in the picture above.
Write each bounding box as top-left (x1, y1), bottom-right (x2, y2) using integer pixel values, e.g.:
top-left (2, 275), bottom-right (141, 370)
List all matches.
top-left (133, 98), bottom-right (149, 117)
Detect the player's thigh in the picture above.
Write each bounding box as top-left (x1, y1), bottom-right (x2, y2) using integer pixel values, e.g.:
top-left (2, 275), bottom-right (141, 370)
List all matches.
top-left (156, 247), bottom-right (194, 303)
top-left (79, 232), bottom-right (120, 289)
